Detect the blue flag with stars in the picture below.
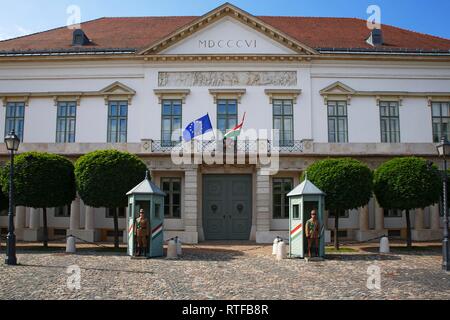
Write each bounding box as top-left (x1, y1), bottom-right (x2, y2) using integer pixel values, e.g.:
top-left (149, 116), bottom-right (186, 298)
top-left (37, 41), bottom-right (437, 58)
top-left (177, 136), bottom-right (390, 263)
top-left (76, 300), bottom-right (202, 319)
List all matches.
top-left (183, 114), bottom-right (213, 142)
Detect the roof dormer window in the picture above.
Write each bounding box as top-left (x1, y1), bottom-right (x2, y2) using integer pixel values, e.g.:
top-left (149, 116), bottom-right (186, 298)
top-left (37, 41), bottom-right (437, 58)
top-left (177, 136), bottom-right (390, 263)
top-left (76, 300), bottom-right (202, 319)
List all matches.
top-left (72, 29), bottom-right (90, 46)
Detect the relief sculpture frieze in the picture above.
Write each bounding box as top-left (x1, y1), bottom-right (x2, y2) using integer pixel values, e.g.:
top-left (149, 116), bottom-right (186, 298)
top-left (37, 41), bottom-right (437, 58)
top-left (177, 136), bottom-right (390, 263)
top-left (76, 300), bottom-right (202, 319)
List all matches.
top-left (158, 71), bottom-right (297, 87)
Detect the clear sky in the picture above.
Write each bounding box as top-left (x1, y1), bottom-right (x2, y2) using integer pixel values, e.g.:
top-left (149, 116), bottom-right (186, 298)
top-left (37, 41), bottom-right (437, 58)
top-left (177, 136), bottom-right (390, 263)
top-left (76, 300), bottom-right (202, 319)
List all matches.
top-left (0, 0), bottom-right (449, 41)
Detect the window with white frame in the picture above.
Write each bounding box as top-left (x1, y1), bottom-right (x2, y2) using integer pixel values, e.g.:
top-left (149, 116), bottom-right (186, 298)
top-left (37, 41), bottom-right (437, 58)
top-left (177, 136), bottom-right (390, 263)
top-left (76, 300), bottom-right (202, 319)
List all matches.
top-left (272, 178), bottom-right (293, 219)
top-left (327, 101), bottom-right (348, 143)
top-left (56, 101), bottom-right (77, 143)
top-left (432, 102), bottom-right (450, 143)
top-left (106, 208), bottom-right (126, 218)
top-left (380, 101), bottom-right (400, 143)
top-left (107, 101), bottom-right (128, 143)
top-left (273, 99), bottom-right (294, 147)
top-left (161, 178), bottom-right (181, 219)
top-left (5, 102), bottom-right (25, 141)
top-left (161, 99), bottom-right (182, 147)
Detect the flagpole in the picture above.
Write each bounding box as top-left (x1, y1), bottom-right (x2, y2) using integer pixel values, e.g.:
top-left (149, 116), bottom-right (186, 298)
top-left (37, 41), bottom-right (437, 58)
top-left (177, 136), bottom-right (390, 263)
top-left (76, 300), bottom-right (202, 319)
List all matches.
top-left (207, 112), bottom-right (216, 141)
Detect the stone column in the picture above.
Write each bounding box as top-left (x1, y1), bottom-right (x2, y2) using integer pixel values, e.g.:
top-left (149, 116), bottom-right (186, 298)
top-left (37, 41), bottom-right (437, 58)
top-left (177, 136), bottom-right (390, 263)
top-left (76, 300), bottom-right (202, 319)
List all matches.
top-left (29, 208), bottom-right (40, 230)
top-left (69, 197), bottom-right (81, 231)
top-left (374, 200), bottom-right (385, 232)
top-left (431, 204), bottom-right (441, 231)
top-left (412, 207), bottom-right (433, 241)
top-left (184, 168), bottom-right (199, 244)
top-left (430, 205), bottom-right (442, 240)
top-left (414, 208), bottom-right (424, 230)
top-left (23, 208), bottom-right (43, 242)
top-left (70, 205), bottom-right (96, 243)
top-left (255, 168), bottom-right (271, 243)
top-left (14, 206), bottom-right (26, 240)
top-left (359, 206), bottom-right (370, 231)
top-left (356, 205), bottom-right (372, 241)
top-left (85, 206), bottom-right (95, 231)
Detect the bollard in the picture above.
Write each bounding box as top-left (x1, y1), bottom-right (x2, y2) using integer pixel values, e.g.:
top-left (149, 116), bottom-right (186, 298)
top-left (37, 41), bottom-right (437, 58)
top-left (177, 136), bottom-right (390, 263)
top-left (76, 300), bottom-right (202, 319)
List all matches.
top-left (167, 239), bottom-right (178, 259)
top-left (66, 236), bottom-right (76, 254)
top-left (380, 237), bottom-right (390, 254)
top-left (175, 236), bottom-right (182, 256)
top-left (276, 240), bottom-right (287, 261)
top-left (272, 237), bottom-right (281, 255)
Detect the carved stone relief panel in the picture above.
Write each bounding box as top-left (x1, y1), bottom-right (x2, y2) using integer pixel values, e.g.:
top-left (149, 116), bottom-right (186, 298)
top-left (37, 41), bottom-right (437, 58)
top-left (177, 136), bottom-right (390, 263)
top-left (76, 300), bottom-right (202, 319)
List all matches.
top-left (158, 71), bottom-right (297, 87)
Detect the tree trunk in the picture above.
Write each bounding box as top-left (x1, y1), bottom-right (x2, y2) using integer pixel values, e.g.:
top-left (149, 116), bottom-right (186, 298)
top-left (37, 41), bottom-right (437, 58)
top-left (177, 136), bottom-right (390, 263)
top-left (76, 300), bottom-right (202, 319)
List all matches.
top-left (405, 209), bottom-right (412, 249)
top-left (334, 210), bottom-right (340, 250)
top-left (42, 207), bottom-right (48, 248)
top-left (113, 208), bottom-right (119, 250)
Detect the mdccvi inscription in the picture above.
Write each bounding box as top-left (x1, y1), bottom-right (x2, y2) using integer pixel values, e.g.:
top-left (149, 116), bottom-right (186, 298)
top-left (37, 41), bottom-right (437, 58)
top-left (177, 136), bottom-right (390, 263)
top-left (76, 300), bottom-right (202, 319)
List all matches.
top-left (198, 39), bottom-right (257, 49)
top-left (158, 71), bottom-right (297, 87)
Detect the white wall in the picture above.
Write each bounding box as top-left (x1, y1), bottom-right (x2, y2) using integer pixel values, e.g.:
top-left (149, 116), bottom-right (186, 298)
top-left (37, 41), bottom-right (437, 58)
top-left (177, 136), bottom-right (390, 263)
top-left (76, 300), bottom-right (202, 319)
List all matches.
top-left (1, 60), bottom-right (449, 144)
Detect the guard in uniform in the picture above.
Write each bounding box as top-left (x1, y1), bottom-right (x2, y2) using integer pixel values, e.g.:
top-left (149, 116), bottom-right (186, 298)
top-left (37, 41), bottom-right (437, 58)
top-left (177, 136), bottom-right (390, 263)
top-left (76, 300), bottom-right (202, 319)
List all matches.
top-left (135, 209), bottom-right (149, 256)
top-left (305, 210), bottom-right (320, 258)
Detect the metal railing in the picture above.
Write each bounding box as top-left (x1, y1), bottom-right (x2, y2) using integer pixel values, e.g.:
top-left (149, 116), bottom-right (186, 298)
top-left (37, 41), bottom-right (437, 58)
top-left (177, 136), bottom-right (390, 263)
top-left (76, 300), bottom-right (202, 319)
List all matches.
top-left (151, 140), bottom-right (304, 154)
top-left (269, 140), bottom-right (304, 153)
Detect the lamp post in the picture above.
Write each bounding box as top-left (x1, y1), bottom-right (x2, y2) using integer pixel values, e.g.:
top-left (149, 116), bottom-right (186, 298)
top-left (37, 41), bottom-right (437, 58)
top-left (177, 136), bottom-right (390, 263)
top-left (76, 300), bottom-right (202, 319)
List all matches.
top-left (436, 136), bottom-right (450, 272)
top-left (4, 130), bottom-right (20, 266)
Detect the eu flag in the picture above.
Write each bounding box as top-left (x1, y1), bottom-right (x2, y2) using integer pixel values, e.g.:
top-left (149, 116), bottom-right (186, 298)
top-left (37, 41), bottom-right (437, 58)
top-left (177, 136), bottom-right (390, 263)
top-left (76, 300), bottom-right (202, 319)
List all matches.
top-left (183, 114), bottom-right (213, 142)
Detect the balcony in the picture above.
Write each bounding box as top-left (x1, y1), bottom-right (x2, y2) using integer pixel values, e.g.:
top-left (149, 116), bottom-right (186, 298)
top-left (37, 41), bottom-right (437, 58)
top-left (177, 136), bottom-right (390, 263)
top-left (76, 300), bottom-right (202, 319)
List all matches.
top-left (150, 140), bottom-right (305, 154)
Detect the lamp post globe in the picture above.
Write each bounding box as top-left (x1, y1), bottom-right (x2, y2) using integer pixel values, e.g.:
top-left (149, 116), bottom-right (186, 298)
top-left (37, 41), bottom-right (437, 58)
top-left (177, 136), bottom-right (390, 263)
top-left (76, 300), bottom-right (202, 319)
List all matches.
top-left (436, 136), bottom-right (450, 272)
top-left (4, 130), bottom-right (20, 266)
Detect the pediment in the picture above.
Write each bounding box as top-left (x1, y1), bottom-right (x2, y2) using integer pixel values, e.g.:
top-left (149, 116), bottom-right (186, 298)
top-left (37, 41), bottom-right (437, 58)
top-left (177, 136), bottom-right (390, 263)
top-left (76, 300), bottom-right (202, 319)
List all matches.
top-left (320, 82), bottom-right (356, 95)
top-left (100, 82), bottom-right (136, 95)
top-left (140, 3), bottom-right (318, 56)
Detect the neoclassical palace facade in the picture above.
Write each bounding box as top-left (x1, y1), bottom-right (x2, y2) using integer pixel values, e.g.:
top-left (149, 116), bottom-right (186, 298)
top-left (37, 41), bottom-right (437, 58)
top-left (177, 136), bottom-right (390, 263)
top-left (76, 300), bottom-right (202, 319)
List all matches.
top-left (0, 3), bottom-right (449, 243)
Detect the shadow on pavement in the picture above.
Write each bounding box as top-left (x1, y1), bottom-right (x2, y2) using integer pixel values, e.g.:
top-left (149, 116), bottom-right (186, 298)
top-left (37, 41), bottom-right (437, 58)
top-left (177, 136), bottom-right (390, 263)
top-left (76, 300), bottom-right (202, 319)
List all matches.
top-left (15, 263), bottom-right (155, 275)
top-left (360, 245), bottom-right (442, 256)
top-left (325, 253), bottom-right (401, 261)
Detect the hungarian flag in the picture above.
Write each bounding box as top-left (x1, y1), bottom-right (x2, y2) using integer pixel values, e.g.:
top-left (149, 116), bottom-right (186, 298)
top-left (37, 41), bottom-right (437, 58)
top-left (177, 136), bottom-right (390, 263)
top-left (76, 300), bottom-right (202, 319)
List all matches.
top-left (224, 112), bottom-right (246, 140)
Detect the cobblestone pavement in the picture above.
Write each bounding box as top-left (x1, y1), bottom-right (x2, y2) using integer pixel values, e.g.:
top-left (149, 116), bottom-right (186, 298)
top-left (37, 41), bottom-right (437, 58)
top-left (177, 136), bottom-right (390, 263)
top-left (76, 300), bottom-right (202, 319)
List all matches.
top-left (0, 243), bottom-right (449, 300)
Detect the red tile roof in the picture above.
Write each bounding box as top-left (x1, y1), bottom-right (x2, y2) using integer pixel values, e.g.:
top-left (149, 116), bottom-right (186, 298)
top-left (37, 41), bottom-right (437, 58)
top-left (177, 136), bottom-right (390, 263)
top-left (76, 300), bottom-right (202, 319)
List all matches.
top-left (0, 15), bottom-right (449, 54)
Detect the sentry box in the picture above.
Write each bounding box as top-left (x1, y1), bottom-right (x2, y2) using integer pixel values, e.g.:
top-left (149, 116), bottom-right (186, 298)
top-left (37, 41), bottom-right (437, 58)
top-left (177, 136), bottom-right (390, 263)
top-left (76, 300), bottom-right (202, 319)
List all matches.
top-left (126, 172), bottom-right (166, 258)
top-left (287, 177), bottom-right (326, 259)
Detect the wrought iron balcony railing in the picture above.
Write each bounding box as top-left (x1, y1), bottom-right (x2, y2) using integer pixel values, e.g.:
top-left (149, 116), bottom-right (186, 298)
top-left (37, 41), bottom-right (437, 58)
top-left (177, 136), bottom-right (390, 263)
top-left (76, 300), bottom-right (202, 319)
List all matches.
top-left (150, 140), bottom-right (304, 154)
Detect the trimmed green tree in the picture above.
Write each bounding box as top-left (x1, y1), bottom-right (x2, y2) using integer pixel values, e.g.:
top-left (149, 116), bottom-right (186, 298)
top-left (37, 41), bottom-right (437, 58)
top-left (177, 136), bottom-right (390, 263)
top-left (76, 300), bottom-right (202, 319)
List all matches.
top-left (75, 150), bottom-right (147, 249)
top-left (0, 152), bottom-right (76, 247)
top-left (304, 158), bottom-right (373, 250)
top-left (373, 157), bottom-right (441, 248)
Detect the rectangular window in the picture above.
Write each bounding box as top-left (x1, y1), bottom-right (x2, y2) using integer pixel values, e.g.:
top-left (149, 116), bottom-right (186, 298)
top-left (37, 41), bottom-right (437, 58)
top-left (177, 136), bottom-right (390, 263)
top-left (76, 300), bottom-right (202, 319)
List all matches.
top-left (56, 101), bottom-right (77, 143)
top-left (107, 101), bottom-right (128, 143)
top-left (328, 210), bottom-right (350, 218)
top-left (5, 102), bottom-right (25, 141)
top-left (272, 178), bottom-right (293, 219)
top-left (327, 101), bottom-right (348, 143)
top-left (217, 99), bottom-right (238, 135)
top-left (162, 178), bottom-right (182, 219)
top-left (380, 101), bottom-right (400, 143)
top-left (383, 209), bottom-right (402, 218)
top-left (292, 204), bottom-right (300, 219)
top-left (106, 208), bottom-right (126, 219)
top-left (54, 229), bottom-right (67, 236)
top-left (432, 102), bottom-right (450, 143)
top-left (388, 229), bottom-right (401, 238)
top-left (273, 99), bottom-right (294, 147)
top-left (55, 206), bottom-right (70, 218)
top-left (161, 99), bottom-right (182, 147)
